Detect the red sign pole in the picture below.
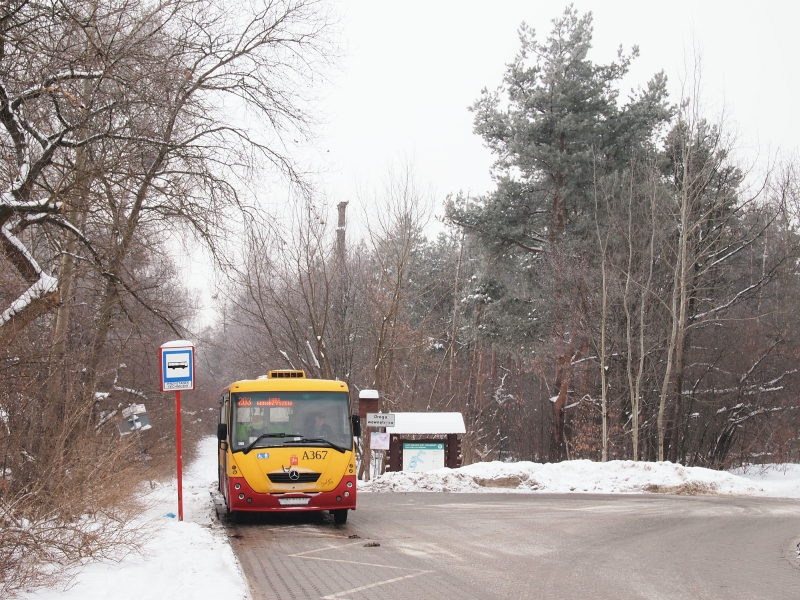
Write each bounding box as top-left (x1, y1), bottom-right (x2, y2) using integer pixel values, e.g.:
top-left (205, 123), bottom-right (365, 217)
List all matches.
top-left (175, 389), bottom-right (183, 521)
top-left (160, 340), bottom-right (193, 522)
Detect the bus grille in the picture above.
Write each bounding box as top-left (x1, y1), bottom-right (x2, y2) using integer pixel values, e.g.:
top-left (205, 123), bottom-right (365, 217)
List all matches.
top-left (268, 472), bottom-right (321, 484)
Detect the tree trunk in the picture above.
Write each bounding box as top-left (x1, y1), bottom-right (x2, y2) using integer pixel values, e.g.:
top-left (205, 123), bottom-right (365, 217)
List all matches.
top-left (449, 235), bottom-right (464, 394)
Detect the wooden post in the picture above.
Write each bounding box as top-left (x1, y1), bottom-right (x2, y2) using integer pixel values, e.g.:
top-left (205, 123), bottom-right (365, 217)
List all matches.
top-left (387, 435), bottom-right (402, 471)
top-left (358, 396), bottom-right (378, 480)
top-left (447, 433), bottom-right (461, 468)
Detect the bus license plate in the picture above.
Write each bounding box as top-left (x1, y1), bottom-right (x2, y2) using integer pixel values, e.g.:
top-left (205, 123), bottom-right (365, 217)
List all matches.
top-left (278, 497), bottom-right (310, 506)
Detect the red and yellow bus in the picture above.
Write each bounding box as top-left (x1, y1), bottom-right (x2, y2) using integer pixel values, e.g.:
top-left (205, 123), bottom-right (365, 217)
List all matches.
top-left (217, 370), bottom-right (362, 523)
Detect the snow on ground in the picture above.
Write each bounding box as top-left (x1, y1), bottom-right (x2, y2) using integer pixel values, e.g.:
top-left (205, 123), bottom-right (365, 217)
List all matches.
top-left (359, 459), bottom-right (800, 498)
top-left (18, 437), bottom-right (800, 600)
top-left (730, 463), bottom-right (800, 499)
top-left (20, 437), bottom-right (249, 600)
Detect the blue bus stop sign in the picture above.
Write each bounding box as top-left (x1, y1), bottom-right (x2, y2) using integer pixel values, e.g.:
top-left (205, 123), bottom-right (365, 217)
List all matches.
top-left (159, 340), bottom-right (195, 522)
top-left (160, 340), bottom-right (195, 391)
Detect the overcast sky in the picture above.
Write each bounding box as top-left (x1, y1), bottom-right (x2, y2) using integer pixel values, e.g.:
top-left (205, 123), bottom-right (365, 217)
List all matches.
top-left (187, 1), bottom-right (800, 326)
top-left (314, 0), bottom-right (799, 214)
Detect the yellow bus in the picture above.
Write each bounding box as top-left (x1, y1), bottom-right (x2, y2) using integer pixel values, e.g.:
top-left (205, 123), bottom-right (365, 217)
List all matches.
top-left (217, 370), bottom-right (362, 523)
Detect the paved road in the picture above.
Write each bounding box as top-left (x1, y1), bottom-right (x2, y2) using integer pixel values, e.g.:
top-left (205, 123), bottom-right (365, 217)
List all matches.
top-left (224, 493), bottom-right (800, 599)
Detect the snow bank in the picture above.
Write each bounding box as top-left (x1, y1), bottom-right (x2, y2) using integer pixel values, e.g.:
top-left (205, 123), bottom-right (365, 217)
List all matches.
top-left (357, 459), bottom-right (799, 496)
top-left (21, 437), bottom-right (249, 600)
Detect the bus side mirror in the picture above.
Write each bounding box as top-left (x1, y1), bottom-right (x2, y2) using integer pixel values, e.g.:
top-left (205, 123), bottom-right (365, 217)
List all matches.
top-left (351, 415), bottom-right (361, 438)
top-left (217, 423), bottom-right (228, 441)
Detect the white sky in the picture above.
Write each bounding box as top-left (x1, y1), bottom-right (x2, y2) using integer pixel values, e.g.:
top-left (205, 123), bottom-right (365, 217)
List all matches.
top-left (316, 0), bottom-right (800, 210)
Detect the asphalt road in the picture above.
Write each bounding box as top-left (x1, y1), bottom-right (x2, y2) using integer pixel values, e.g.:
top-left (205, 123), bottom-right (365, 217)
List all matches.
top-left (224, 493), bottom-right (800, 599)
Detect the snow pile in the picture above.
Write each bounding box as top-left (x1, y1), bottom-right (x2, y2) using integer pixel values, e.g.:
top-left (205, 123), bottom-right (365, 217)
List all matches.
top-left (21, 438), bottom-right (248, 600)
top-left (359, 459), bottom-right (770, 496)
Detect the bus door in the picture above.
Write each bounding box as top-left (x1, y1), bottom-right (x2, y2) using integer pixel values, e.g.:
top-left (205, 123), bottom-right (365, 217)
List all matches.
top-left (218, 392), bottom-right (229, 497)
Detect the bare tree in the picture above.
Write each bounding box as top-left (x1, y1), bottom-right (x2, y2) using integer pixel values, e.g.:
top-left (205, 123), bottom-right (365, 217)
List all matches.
top-left (227, 198), bottom-right (349, 381)
top-left (0, 0), bottom-right (334, 593)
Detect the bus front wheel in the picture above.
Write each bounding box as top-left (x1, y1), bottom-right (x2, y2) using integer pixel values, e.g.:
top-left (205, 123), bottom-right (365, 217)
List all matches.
top-left (332, 509), bottom-right (348, 524)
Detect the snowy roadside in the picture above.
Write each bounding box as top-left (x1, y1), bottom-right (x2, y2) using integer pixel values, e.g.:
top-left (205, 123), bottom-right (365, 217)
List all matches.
top-left (20, 437), bottom-right (249, 600)
top-left (730, 463), bottom-right (800, 498)
top-left (19, 437), bottom-right (800, 600)
top-left (358, 459), bottom-right (800, 498)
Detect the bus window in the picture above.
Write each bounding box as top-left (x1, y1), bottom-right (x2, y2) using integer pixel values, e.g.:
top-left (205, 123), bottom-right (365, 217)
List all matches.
top-left (230, 391), bottom-right (351, 451)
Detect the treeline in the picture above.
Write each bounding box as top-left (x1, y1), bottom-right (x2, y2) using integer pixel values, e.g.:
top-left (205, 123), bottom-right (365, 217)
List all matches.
top-left (210, 7), bottom-right (800, 471)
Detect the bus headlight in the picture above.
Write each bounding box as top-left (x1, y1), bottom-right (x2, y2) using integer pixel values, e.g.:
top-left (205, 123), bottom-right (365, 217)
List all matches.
top-left (346, 481), bottom-right (353, 488)
top-left (344, 491), bottom-right (350, 498)
top-left (238, 493), bottom-right (245, 500)
top-left (234, 483), bottom-right (241, 490)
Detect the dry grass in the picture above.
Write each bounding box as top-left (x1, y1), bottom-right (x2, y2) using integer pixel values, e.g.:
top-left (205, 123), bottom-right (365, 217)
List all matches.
top-left (0, 362), bottom-right (184, 596)
top-left (643, 481), bottom-right (720, 495)
top-left (474, 476), bottom-right (526, 488)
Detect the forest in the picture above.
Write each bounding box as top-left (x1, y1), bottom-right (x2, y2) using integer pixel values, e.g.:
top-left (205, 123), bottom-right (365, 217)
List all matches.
top-left (1, 1), bottom-right (799, 593)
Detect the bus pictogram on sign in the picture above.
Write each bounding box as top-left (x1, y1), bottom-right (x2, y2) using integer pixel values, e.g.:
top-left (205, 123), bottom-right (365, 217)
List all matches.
top-left (159, 341), bottom-right (195, 392)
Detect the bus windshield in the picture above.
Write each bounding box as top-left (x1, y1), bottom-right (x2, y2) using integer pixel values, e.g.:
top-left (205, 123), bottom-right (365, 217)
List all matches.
top-left (230, 391), bottom-right (351, 452)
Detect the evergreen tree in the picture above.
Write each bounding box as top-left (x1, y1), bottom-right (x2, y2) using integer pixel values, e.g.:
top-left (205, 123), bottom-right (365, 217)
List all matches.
top-left (446, 6), bottom-right (673, 459)
top-left (449, 5), bottom-right (671, 250)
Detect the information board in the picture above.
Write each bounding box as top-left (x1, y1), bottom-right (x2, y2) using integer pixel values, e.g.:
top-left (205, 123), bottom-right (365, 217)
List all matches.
top-left (402, 442), bottom-right (445, 473)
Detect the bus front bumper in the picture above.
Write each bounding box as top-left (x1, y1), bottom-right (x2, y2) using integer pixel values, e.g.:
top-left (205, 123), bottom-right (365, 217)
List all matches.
top-left (227, 475), bottom-right (357, 512)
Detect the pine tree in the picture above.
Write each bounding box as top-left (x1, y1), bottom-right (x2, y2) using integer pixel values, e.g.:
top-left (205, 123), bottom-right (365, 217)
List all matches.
top-left (447, 6), bottom-right (672, 459)
top-left (450, 5), bottom-right (671, 250)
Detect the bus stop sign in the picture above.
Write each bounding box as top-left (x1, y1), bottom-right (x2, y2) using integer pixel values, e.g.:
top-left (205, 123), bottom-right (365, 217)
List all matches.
top-left (160, 340), bottom-right (195, 391)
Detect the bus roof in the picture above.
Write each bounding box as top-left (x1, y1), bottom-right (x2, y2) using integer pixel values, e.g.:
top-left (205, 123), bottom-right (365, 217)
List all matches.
top-left (223, 377), bottom-right (349, 394)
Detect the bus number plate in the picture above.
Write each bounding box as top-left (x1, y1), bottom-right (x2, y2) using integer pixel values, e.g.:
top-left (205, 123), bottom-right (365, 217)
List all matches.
top-left (279, 497), bottom-right (310, 506)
